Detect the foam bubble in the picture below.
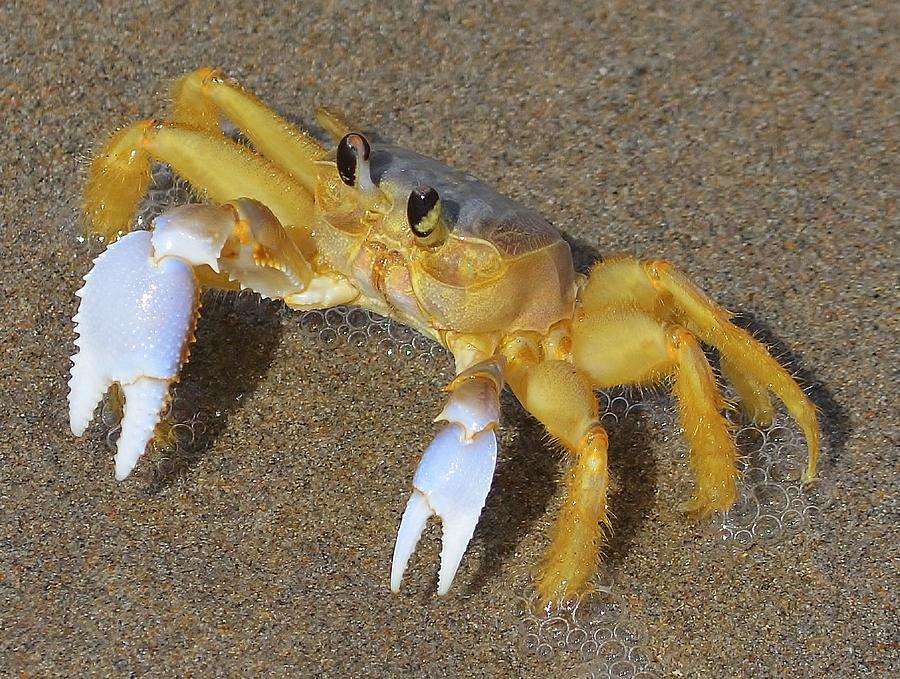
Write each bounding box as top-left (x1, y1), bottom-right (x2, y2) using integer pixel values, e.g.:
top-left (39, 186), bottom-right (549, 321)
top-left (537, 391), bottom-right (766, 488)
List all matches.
top-left (516, 582), bottom-right (660, 678)
top-left (296, 304), bottom-right (448, 362)
top-left (716, 416), bottom-right (834, 549)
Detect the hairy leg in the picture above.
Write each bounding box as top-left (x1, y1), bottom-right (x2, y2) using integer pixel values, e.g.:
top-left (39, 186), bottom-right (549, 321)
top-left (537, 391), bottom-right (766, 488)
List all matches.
top-left (171, 68), bottom-right (325, 192)
top-left (503, 339), bottom-right (610, 605)
top-left (571, 311), bottom-right (739, 518)
top-left (84, 121), bottom-right (314, 239)
top-left (582, 257), bottom-right (819, 481)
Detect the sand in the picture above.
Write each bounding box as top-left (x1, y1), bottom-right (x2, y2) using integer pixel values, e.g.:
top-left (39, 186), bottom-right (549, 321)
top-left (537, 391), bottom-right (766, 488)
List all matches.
top-left (1, 1), bottom-right (897, 676)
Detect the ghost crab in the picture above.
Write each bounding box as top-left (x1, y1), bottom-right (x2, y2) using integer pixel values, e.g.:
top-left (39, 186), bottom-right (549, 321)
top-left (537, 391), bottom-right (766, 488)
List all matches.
top-left (69, 68), bottom-right (820, 605)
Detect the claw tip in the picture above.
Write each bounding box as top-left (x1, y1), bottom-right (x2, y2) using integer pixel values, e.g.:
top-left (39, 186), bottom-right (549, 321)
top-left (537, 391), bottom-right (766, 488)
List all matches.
top-left (115, 458), bottom-right (135, 481)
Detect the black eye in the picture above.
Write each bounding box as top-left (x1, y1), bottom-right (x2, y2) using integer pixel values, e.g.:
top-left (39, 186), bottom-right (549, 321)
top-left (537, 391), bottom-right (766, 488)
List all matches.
top-left (336, 133), bottom-right (371, 186)
top-left (407, 186), bottom-right (440, 237)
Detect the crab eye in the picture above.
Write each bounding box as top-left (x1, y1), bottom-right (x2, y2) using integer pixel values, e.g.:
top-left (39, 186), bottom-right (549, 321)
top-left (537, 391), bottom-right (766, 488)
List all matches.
top-left (407, 186), bottom-right (441, 237)
top-left (336, 133), bottom-right (373, 189)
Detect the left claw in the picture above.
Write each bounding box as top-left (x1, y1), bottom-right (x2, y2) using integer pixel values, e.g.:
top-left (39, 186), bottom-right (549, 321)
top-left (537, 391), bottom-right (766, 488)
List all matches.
top-left (391, 361), bottom-right (504, 595)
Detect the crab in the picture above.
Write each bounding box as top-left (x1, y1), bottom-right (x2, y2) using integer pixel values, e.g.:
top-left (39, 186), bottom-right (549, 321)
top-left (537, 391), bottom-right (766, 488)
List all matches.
top-left (68, 68), bottom-right (820, 605)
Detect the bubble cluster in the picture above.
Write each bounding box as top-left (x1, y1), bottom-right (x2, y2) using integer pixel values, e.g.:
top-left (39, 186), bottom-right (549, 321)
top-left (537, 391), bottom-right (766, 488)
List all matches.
top-left (716, 418), bottom-right (834, 549)
top-left (513, 386), bottom-right (831, 674)
top-left (297, 305), bottom-right (447, 362)
top-left (517, 583), bottom-right (660, 678)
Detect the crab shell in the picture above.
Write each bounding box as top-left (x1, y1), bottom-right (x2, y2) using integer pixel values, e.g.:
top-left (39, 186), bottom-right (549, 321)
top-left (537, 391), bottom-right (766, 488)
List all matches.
top-left (312, 144), bottom-right (577, 340)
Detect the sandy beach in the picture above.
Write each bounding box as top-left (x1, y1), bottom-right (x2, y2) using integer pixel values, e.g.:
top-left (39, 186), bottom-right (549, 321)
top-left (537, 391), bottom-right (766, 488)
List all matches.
top-left (1, 2), bottom-right (897, 676)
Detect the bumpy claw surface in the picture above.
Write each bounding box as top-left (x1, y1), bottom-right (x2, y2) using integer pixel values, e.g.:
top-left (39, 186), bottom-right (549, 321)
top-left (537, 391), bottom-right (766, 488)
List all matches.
top-left (68, 230), bottom-right (199, 480)
top-left (391, 363), bottom-right (503, 595)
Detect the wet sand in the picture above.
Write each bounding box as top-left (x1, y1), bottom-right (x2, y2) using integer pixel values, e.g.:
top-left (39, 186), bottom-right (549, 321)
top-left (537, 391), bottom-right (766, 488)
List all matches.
top-left (1, 2), bottom-right (897, 676)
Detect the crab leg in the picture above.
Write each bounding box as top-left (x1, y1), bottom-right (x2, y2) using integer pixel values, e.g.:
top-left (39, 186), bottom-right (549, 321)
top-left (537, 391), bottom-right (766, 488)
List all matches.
top-left (84, 120), bottom-right (314, 240)
top-left (390, 359), bottom-right (504, 595)
top-left (171, 68), bottom-right (326, 192)
top-left (69, 200), bottom-right (338, 479)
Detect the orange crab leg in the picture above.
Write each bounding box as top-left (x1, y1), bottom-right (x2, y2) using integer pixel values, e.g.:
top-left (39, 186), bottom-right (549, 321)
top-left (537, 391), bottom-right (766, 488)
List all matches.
top-left (571, 311), bottom-right (740, 517)
top-left (581, 257), bottom-right (820, 482)
top-left (84, 121), bottom-right (314, 240)
top-left (503, 338), bottom-right (611, 605)
top-left (171, 68), bottom-right (326, 192)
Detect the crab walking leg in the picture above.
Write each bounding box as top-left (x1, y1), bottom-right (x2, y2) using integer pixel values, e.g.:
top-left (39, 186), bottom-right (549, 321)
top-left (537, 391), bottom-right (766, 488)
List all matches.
top-left (84, 120), bottom-right (314, 240)
top-left (314, 106), bottom-right (355, 143)
top-left (572, 312), bottom-right (740, 517)
top-left (391, 360), bottom-right (504, 595)
top-left (582, 257), bottom-right (819, 482)
top-left (581, 257), bottom-right (774, 424)
top-left (719, 353), bottom-right (775, 427)
top-left (69, 200), bottom-right (332, 479)
top-left (503, 344), bottom-right (611, 604)
top-left (171, 68), bottom-right (326, 192)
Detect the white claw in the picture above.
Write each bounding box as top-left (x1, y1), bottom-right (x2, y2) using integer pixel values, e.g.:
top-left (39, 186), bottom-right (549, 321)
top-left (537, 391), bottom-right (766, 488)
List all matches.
top-left (151, 204), bottom-right (233, 273)
top-left (115, 378), bottom-right (171, 481)
top-left (390, 423), bottom-right (498, 595)
top-left (68, 230), bottom-right (199, 479)
top-left (435, 378), bottom-right (501, 441)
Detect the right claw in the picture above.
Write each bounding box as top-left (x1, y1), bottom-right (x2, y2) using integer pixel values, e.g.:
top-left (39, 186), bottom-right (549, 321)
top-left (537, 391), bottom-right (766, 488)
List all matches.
top-left (68, 230), bottom-right (199, 480)
top-left (391, 359), bottom-right (504, 595)
top-left (390, 423), bottom-right (498, 595)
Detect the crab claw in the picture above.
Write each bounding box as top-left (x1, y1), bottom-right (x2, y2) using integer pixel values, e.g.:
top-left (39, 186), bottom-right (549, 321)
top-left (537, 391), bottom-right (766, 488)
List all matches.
top-left (391, 360), bottom-right (504, 595)
top-left (390, 424), bottom-right (498, 595)
top-left (68, 230), bottom-right (199, 480)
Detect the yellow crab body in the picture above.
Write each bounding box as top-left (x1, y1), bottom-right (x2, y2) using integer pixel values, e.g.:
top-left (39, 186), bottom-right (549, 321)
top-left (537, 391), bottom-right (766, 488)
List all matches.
top-left (69, 69), bottom-right (820, 606)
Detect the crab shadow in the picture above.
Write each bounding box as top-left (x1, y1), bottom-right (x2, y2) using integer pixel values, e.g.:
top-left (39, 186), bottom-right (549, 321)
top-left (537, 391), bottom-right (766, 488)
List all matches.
top-left (144, 292), bottom-right (284, 494)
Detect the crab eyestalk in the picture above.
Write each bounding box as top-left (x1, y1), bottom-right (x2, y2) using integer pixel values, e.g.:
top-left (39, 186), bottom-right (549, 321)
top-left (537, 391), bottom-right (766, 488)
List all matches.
top-left (407, 186), bottom-right (450, 248)
top-left (337, 132), bottom-right (375, 193)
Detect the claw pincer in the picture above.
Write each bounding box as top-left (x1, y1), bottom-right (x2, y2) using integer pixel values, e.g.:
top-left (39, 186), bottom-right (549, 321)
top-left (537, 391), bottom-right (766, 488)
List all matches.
top-left (69, 201), bottom-right (315, 480)
top-left (391, 360), bottom-right (504, 595)
top-left (68, 230), bottom-right (199, 480)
